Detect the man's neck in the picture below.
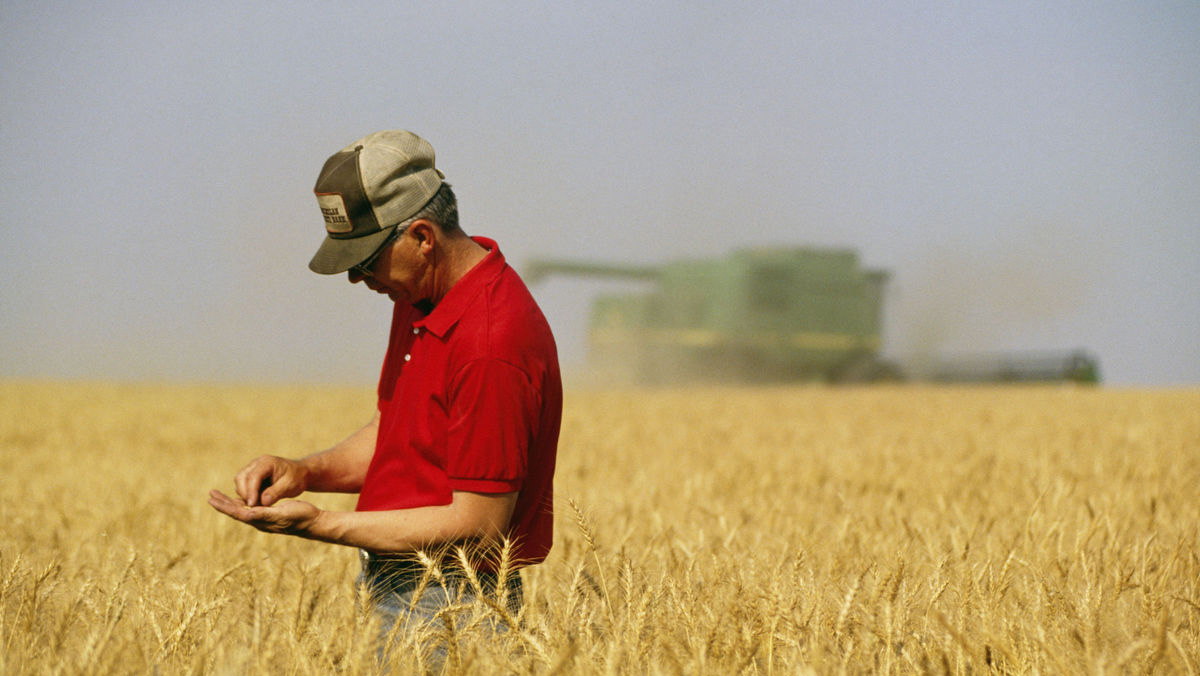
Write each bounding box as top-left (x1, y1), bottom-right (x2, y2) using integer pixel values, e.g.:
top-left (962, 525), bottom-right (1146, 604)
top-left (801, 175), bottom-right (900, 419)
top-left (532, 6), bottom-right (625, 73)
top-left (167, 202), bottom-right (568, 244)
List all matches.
top-left (429, 235), bottom-right (488, 305)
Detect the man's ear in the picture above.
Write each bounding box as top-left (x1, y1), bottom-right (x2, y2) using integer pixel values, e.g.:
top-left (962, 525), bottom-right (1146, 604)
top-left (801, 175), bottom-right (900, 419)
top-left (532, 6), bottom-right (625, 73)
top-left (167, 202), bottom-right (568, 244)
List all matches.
top-left (409, 219), bottom-right (437, 253)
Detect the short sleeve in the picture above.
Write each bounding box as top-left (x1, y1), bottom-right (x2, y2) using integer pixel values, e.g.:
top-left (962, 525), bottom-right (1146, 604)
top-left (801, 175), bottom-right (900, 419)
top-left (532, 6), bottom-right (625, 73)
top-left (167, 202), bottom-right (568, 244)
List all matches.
top-left (445, 358), bottom-right (536, 493)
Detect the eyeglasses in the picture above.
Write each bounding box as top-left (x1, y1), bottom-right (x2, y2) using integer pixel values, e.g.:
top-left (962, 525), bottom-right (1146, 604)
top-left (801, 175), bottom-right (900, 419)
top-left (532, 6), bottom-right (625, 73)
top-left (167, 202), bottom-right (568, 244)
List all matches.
top-left (350, 227), bottom-right (403, 278)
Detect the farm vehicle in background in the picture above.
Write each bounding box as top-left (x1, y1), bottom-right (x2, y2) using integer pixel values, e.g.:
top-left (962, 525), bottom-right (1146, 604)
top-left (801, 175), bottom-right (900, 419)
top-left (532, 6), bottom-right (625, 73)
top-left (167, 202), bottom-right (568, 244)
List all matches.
top-left (524, 246), bottom-right (1099, 385)
top-left (524, 246), bottom-right (897, 385)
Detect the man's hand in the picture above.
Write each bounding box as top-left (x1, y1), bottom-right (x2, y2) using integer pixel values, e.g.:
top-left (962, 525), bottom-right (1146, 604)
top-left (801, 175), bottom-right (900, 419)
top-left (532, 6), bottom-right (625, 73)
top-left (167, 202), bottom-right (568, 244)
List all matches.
top-left (208, 490), bottom-right (322, 536)
top-left (234, 455), bottom-right (309, 507)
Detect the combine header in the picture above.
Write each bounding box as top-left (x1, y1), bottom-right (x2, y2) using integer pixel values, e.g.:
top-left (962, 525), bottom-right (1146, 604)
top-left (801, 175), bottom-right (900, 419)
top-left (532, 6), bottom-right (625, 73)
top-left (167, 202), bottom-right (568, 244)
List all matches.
top-left (928, 350), bottom-right (1101, 384)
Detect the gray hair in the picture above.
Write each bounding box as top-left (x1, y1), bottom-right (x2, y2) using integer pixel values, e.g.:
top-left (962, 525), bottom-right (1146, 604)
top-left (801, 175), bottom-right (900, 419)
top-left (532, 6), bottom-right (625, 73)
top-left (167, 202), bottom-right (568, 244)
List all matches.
top-left (398, 183), bottom-right (460, 234)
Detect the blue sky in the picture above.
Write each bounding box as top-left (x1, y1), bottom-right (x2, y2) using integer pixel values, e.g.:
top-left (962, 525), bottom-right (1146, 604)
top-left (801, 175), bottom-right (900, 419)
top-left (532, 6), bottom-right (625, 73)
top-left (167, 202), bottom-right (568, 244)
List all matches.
top-left (2, 1), bottom-right (1197, 385)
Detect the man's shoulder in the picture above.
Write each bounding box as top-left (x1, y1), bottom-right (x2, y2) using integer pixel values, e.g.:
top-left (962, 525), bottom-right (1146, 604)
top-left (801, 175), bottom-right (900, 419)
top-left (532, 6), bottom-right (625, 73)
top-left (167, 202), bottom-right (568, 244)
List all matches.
top-left (491, 263), bottom-right (543, 307)
top-left (457, 266), bottom-right (556, 359)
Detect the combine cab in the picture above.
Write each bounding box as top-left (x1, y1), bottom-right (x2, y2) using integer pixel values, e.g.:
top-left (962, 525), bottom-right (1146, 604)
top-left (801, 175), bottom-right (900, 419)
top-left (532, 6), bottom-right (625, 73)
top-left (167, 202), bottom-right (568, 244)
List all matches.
top-left (524, 246), bottom-right (894, 385)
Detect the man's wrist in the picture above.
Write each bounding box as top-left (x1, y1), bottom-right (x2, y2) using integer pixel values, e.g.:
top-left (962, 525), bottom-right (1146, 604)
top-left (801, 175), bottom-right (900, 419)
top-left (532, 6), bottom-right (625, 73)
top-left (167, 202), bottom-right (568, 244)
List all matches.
top-left (293, 455), bottom-right (319, 492)
top-left (303, 507), bottom-right (339, 542)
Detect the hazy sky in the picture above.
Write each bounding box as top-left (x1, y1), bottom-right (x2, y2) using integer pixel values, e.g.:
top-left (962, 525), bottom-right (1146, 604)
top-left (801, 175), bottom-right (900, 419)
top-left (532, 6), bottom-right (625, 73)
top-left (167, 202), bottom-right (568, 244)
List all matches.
top-left (2, 2), bottom-right (1197, 386)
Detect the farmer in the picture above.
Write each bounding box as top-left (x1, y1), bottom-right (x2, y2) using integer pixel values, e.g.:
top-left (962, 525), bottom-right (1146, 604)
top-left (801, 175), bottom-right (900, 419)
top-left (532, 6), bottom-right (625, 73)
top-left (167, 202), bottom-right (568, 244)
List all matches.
top-left (209, 129), bottom-right (561, 657)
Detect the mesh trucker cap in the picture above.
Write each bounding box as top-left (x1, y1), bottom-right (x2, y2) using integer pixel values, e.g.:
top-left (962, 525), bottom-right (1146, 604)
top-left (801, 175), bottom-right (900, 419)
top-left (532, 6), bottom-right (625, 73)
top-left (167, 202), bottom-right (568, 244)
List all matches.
top-left (308, 130), bottom-right (445, 274)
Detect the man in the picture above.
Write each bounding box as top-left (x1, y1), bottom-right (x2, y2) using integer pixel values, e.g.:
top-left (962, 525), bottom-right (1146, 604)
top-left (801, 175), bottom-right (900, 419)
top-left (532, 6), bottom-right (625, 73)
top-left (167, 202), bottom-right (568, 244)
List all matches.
top-left (209, 129), bottom-right (561, 653)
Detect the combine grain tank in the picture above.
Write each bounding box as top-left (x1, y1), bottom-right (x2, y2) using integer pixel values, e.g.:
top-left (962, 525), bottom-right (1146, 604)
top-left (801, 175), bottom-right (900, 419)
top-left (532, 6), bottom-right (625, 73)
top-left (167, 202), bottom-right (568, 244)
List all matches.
top-left (524, 246), bottom-right (893, 384)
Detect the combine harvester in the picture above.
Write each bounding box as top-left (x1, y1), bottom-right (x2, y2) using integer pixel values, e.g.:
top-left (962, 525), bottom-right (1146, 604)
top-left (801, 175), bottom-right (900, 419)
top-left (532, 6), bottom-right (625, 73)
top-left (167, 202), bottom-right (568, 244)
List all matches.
top-left (526, 246), bottom-right (1100, 386)
top-left (525, 246), bottom-right (898, 385)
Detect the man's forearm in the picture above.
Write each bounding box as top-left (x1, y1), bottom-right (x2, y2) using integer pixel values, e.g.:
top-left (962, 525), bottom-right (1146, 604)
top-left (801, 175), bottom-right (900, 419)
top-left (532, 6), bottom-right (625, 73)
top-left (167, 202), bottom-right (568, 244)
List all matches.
top-left (299, 413), bottom-right (380, 493)
top-left (306, 491), bottom-right (517, 553)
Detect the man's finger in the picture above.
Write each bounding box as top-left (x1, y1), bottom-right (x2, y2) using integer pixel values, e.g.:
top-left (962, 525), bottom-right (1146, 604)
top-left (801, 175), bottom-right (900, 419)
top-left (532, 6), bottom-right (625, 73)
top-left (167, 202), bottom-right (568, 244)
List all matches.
top-left (236, 461), bottom-right (271, 507)
top-left (251, 475), bottom-right (275, 507)
top-left (233, 466), bottom-right (253, 504)
top-left (209, 490), bottom-right (237, 518)
top-left (210, 489), bottom-right (247, 518)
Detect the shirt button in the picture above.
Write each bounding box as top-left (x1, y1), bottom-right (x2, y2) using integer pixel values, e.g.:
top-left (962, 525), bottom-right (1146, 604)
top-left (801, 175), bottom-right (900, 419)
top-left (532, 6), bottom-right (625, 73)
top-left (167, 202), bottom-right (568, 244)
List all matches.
top-left (413, 327), bottom-right (420, 335)
top-left (404, 354), bottom-right (411, 362)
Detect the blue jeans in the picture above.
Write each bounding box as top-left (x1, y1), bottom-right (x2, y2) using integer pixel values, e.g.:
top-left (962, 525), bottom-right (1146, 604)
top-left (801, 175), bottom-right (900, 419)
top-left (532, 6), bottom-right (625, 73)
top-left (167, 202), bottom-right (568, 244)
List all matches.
top-left (358, 550), bottom-right (523, 671)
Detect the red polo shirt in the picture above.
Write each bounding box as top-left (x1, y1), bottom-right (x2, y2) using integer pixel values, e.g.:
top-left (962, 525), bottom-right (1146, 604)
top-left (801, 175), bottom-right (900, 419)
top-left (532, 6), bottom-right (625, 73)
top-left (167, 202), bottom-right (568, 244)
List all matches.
top-left (356, 237), bottom-right (561, 566)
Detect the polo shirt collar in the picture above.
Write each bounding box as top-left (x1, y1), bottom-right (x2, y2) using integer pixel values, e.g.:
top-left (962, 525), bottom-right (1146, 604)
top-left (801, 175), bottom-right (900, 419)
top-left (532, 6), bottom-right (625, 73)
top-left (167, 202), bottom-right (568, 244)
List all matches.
top-left (413, 236), bottom-right (505, 338)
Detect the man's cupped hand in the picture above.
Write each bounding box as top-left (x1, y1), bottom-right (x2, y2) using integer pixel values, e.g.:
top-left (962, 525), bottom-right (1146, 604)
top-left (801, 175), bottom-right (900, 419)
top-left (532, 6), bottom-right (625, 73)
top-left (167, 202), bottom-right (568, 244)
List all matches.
top-left (208, 489), bottom-right (321, 535)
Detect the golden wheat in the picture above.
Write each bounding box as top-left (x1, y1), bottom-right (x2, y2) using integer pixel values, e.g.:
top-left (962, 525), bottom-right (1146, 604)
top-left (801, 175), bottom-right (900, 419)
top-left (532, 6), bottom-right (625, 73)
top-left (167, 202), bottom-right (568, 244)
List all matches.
top-left (1, 380), bottom-right (1197, 674)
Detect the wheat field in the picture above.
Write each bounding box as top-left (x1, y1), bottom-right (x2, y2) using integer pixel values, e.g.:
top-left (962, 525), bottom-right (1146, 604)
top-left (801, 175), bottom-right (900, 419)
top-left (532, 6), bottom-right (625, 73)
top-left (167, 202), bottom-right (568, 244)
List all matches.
top-left (1, 380), bottom-right (1198, 674)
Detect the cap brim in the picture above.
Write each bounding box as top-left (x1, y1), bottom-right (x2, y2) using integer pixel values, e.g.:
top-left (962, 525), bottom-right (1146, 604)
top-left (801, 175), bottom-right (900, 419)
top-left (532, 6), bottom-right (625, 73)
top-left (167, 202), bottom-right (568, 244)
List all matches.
top-left (308, 226), bottom-right (396, 275)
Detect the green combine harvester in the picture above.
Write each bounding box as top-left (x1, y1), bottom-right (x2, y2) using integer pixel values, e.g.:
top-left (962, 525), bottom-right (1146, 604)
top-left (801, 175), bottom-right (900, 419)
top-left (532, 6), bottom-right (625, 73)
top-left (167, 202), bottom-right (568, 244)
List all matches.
top-left (524, 246), bottom-right (898, 385)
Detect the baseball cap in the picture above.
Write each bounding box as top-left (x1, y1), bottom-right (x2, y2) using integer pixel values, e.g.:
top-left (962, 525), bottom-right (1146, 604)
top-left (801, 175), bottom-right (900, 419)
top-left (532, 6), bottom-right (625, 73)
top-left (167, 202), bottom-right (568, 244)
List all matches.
top-left (308, 130), bottom-right (445, 274)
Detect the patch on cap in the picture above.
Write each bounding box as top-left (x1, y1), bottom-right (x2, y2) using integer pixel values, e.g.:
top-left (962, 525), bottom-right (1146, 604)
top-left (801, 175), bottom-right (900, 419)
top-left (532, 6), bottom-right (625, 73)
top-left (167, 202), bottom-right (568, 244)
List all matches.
top-left (316, 193), bottom-right (353, 234)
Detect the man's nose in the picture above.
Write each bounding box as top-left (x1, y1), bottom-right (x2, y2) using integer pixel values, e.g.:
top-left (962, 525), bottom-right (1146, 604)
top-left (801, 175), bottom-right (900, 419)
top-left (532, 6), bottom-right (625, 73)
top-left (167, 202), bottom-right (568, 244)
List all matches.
top-left (348, 270), bottom-right (365, 284)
